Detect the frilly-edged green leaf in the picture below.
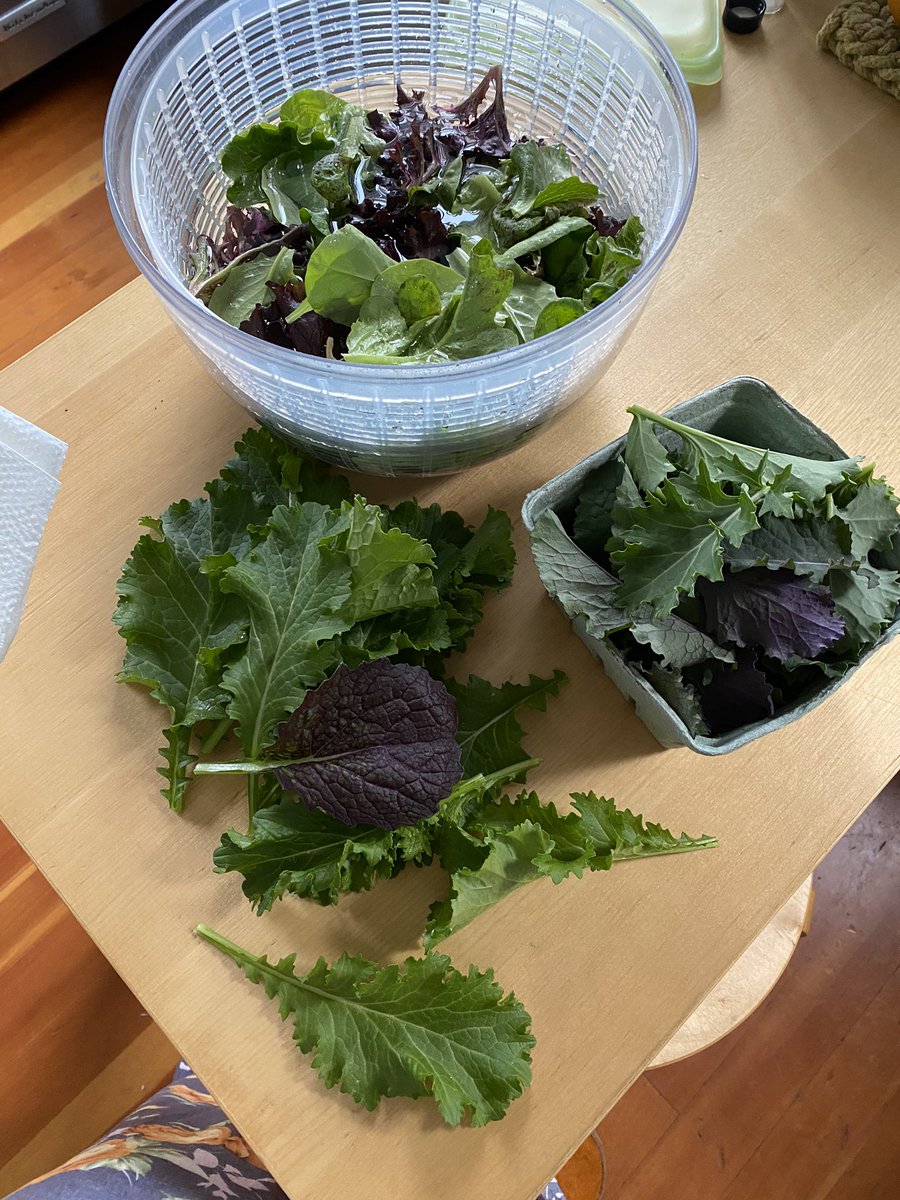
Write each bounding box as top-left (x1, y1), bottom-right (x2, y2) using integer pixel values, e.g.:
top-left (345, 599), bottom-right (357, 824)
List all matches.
top-left (446, 671), bottom-right (567, 777)
top-left (570, 791), bottom-right (717, 861)
top-left (196, 926), bottom-right (535, 1127)
top-left (424, 821), bottom-right (554, 948)
top-left (219, 503), bottom-right (354, 758)
top-left (627, 406), bottom-right (863, 505)
top-left (115, 487), bottom-right (258, 807)
top-left (724, 512), bottom-right (855, 583)
top-left (425, 788), bottom-right (717, 947)
top-left (623, 413), bottom-right (674, 492)
top-left (840, 477), bottom-right (900, 560)
top-left (670, 460), bottom-right (760, 547)
top-left (218, 426), bottom-right (352, 513)
top-left (830, 564), bottom-right (900, 647)
top-left (610, 480), bottom-right (730, 618)
top-left (642, 665), bottom-right (709, 737)
top-left (325, 498), bottom-right (438, 623)
top-left (157, 726), bottom-right (198, 813)
top-left (530, 509), bottom-right (732, 668)
top-left (213, 799), bottom-right (406, 911)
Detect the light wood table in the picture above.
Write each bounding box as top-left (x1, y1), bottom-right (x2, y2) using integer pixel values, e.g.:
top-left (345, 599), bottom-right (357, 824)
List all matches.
top-left (2, 5), bottom-right (899, 1198)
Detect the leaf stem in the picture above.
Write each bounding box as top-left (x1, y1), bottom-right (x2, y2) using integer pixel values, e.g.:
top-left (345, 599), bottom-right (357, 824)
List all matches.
top-left (195, 759), bottom-right (279, 775)
top-left (195, 748), bottom-right (356, 776)
top-left (195, 923), bottom-right (245, 963)
top-left (199, 717), bottom-right (232, 756)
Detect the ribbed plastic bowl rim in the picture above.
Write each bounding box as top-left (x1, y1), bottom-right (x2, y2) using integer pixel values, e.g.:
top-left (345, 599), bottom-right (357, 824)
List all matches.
top-left (103, 0), bottom-right (698, 383)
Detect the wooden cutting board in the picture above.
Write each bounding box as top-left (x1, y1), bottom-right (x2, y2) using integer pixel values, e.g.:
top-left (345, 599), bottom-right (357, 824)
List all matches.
top-left (1, 8), bottom-right (899, 1198)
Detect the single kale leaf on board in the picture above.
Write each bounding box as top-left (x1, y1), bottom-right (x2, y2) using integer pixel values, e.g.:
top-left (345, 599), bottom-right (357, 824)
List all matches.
top-left (114, 426), bottom-right (513, 814)
top-left (551, 404), bottom-right (900, 739)
top-left (195, 925), bottom-right (536, 1127)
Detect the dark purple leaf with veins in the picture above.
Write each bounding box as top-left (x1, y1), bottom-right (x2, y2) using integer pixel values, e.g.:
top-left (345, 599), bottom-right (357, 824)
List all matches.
top-left (271, 661), bottom-right (463, 829)
top-left (698, 568), bottom-right (845, 662)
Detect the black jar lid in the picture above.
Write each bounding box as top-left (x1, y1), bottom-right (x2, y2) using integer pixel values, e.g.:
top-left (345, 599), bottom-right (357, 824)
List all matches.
top-left (723, 0), bottom-right (766, 33)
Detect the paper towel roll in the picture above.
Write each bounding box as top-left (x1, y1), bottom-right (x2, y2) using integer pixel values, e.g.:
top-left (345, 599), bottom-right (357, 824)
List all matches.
top-left (0, 406), bottom-right (67, 662)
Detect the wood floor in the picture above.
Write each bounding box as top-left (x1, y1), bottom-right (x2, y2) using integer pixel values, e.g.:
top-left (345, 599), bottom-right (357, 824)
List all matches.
top-left (1, 13), bottom-right (899, 1198)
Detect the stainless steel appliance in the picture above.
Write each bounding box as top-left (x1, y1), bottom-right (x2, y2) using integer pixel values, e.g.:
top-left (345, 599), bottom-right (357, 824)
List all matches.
top-left (0, 0), bottom-right (150, 90)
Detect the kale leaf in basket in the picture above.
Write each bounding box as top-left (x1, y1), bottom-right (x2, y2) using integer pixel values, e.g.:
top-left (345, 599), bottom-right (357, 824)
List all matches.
top-left (547, 405), bottom-right (900, 740)
top-left (193, 67), bottom-right (644, 360)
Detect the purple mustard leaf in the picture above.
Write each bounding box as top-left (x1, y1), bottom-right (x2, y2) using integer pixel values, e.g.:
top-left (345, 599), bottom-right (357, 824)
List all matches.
top-left (697, 568), bottom-right (845, 662)
top-left (271, 661), bottom-right (462, 829)
top-left (697, 652), bottom-right (775, 735)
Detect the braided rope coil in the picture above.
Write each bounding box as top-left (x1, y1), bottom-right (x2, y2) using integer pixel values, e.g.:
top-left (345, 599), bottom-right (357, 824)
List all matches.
top-left (818, 1), bottom-right (900, 99)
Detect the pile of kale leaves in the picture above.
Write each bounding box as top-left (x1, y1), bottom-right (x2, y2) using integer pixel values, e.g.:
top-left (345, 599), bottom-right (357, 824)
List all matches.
top-left (533, 405), bottom-right (900, 737)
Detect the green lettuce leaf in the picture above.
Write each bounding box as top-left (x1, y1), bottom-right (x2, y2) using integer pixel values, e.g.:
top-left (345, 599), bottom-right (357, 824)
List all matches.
top-left (344, 259), bottom-right (463, 362)
top-left (261, 151), bottom-right (330, 226)
top-left (220, 123), bottom-right (304, 204)
top-left (208, 246), bottom-right (298, 327)
top-left (195, 926), bottom-right (535, 1127)
top-left (534, 298), bottom-right (588, 338)
top-left (505, 142), bottom-right (580, 217)
top-left (582, 216), bottom-right (644, 306)
top-left (279, 88), bottom-right (383, 156)
top-left (303, 225), bottom-right (395, 325)
top-left (495, 215), bottom-right (592, 265)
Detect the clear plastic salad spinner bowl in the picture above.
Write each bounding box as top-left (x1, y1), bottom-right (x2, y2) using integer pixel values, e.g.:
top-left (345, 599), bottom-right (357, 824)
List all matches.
top-left (105, 0), bottom-right (697, 476)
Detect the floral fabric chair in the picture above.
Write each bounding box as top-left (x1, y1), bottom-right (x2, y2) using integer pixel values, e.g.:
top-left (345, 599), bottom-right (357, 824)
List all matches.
top-left (10, 1064), bottom-right (564, 1200)
top-left (9, 1065), bottom-right (287, 1200)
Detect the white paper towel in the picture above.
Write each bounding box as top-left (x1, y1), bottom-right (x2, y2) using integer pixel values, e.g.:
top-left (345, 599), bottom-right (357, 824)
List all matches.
top-left (0, 405), bottom-right (67, 662)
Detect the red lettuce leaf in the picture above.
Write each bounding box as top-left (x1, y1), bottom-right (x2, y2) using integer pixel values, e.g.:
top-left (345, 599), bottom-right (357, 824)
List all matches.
top-left (271, 661), bottom-right (463, 829)
top-left (347, 185), bottom-right (452, 262)
top-left (208, 205), bottom-right (288, 266)
top-left (698, 568), bottom-right (845, 662)
top-left (240, 281), bottom-right (348, 356)
top-left (441, 65), bottom-right (512, 159)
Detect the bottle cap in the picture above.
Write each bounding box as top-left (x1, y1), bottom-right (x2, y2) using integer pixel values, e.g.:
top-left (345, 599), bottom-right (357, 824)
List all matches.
top-left (723, 0), bottom-right (766, 33)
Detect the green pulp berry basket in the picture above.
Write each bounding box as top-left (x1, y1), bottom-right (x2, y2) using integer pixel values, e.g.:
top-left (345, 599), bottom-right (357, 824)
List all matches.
top-left (521, 377), bottom-right (900, 755)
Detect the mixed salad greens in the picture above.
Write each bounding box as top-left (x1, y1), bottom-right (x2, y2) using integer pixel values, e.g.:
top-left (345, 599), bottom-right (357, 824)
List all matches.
top-left (532, 406), bottom-right (900, 738)
top-left (192, 67), bottom-right (644, 362)
top-left (115, 425), bottom-right (714, 1126)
